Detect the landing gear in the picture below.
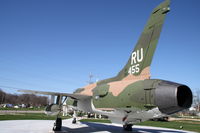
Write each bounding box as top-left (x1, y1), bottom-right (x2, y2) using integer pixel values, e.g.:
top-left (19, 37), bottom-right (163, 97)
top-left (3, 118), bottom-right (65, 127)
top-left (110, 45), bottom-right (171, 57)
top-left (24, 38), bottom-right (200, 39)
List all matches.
top-left (72, 118), bottom-right (76, 124)
top-left (123, 124), bottom-right (133, 131)
top-left (53, 118), bottom-right (62, 131)
top-left (72, 110), bottom-right (77, 124)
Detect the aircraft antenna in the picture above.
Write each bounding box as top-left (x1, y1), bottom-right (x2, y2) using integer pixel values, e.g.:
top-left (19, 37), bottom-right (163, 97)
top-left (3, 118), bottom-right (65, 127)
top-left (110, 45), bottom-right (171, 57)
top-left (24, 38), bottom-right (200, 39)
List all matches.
top-left (87, 73), bottom-right (94, 84)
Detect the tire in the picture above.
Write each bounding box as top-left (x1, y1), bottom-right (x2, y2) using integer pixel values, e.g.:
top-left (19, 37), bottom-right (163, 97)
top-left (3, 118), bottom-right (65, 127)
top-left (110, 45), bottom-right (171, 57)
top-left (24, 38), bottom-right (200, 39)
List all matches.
top-left (123, 124), bottom-right (133, 131)
top-left (53, 118), bottom-right (62, 131)
top-left (72, 118), bottom-right (76, 124)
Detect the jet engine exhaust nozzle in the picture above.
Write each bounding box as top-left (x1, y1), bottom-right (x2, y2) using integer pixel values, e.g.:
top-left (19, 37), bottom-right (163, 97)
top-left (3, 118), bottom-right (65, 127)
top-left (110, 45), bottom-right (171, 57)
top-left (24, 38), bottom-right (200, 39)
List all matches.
top-left (155, 81), bottom-right (192, 114)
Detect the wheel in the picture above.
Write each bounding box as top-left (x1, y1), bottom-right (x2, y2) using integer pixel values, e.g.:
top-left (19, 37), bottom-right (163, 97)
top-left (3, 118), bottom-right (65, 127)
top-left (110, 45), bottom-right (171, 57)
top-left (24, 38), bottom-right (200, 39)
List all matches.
top-left (72, 118), bottom-right (76, 124)
top-left (53, 118), bottom-right (62, 131)
top-left (123, 124), bottom-right (133, 131)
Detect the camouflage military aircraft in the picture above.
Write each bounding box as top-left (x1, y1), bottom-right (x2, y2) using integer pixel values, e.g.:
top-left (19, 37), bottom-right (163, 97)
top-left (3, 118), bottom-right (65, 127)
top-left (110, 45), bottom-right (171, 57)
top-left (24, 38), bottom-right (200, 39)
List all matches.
top-left (19, 0), bottom-right (193, 131)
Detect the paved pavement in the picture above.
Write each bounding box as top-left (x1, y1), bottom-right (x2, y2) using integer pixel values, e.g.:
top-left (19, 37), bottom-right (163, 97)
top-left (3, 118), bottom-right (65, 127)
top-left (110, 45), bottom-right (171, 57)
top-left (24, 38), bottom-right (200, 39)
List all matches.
top-left (0, 118), bottom-right (197, 133)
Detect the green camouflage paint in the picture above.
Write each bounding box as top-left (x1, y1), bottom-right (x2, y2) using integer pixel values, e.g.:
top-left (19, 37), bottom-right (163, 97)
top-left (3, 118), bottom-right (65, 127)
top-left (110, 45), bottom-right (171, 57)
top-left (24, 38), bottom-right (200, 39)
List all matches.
top-left (73, 0), bottom-right (170, 111)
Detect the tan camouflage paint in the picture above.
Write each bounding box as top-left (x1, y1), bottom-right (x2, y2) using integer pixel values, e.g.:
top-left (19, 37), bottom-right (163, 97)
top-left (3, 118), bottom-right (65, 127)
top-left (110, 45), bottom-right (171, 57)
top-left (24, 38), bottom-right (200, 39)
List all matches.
top-left (108, 67), bottom-right (150, 96)
top-left (78, 67), bottom-right (150, 96)
top-left (79, 83), bottom-right (97, 96)
top-left (73, 0), bottom-right (170, 109)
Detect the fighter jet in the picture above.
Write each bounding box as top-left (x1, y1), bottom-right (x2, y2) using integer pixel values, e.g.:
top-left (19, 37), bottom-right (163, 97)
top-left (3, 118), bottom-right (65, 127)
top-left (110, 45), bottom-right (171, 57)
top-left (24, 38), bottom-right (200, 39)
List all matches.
top-left (19, 0), bottom-right (193, 131)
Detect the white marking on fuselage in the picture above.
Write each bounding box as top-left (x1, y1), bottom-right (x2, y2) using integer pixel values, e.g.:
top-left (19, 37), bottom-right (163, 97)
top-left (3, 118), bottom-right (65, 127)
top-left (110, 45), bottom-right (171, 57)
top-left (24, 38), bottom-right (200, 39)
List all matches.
top-left (129, 48), bottom-right (144, 74)
top-left (131, 48), bottom-right (143, 65)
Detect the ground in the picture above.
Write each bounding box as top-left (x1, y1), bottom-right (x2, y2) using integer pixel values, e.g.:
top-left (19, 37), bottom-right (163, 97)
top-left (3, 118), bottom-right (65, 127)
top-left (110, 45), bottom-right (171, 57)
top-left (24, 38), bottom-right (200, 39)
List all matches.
top-left (0, 118), bottom-right (197, 133)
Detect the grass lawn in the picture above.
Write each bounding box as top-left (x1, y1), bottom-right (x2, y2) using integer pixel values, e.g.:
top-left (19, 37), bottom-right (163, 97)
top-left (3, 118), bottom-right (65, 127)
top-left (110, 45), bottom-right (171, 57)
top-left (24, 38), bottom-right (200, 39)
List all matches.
top-left (0, 113), bottom-right (71, 120)
top-left (0, 107), bottom-right (44, 111)
top-left (136, 121), bottom-right (200, 133)
top-left (80, 119), bottom-right (200, 132)
top-left (0, 115), bottom-right (199, 132)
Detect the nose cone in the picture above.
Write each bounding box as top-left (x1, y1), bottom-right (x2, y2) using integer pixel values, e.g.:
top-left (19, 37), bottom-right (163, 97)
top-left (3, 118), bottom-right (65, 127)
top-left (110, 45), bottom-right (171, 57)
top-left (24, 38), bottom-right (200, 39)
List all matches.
top-left (155, 81), bottom-right (192, 114)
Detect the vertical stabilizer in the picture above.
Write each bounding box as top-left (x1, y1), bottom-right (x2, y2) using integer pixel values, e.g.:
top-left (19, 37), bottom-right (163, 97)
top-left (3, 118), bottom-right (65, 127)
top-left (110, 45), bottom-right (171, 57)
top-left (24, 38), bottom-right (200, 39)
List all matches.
top-left (117, 0), bottom-right (170, 79)
top-left (98, 0), bottom-right (170, 85)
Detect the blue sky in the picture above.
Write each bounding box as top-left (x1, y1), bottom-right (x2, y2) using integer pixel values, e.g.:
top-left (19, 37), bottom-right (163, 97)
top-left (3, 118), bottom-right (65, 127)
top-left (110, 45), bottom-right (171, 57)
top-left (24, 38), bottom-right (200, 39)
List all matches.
top-left (0, 0), bottom-right (199, 94)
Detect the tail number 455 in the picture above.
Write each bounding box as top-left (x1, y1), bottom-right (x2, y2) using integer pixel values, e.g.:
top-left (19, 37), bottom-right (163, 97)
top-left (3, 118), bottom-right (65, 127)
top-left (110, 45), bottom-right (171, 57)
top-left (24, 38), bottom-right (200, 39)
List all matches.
top-left (128, 64), bottom-right (140, 74)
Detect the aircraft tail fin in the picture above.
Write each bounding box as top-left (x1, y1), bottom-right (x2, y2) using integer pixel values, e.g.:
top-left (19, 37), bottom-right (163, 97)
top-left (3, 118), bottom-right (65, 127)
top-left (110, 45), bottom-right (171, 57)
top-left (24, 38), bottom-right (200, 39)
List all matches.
top-left (97, 0), bottom-right (170, 85)
top-left (117, 0), bottom-right (170, 80)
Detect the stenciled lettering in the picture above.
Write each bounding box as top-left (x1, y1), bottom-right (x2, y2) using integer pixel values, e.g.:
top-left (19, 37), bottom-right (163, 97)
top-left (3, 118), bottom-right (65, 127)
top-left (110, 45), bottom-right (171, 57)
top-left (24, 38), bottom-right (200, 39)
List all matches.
top-left (129, 48), bottom-right (144, 74)
top-left (131, 48), bottom-right (143, 65)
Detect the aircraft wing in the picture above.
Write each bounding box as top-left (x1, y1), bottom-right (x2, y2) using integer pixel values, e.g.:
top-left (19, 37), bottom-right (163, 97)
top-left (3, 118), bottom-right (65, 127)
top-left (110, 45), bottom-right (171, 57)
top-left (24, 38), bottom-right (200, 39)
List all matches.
top-left (18, 89), bottom-right (90, 100)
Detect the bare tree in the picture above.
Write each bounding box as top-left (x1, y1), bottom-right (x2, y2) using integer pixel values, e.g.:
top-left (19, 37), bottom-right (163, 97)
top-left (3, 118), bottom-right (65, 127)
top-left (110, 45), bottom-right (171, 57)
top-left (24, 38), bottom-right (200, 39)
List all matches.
top-left (0, 89), bottom-right (48, 107)
top-left (0, 89), bottom-right (6, 104)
